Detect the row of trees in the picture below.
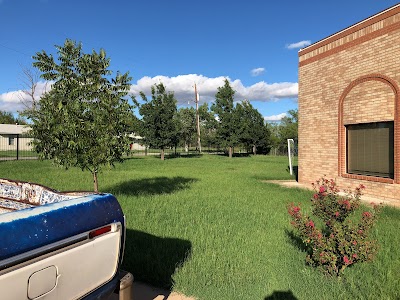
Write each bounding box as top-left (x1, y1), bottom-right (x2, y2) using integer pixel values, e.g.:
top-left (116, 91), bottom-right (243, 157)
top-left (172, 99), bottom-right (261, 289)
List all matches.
top-left (267, 109), bottom-right (298, 155)
top-left (0, 111), bottom-right (27, 125)
top-left (132, 79), bottom-right (270, 159)
top-left (7, 39), bottom-right (297, 191)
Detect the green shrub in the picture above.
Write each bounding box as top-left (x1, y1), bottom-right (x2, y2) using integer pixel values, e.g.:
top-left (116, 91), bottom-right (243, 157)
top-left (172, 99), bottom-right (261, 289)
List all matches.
top-left (288, 177), bottom-right (381, 276)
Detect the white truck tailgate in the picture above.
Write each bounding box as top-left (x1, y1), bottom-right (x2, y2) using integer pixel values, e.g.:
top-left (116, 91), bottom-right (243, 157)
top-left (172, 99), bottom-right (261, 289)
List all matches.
top-left (0, 228), bottom-right (121, 300)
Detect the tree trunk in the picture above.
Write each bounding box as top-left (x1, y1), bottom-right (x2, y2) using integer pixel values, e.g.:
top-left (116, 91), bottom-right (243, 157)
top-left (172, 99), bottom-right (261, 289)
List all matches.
top-left (185, 143), bottom-right (188, 152)
top-left (161, 148), bottom-right (165, 160)
top-left (229, 146), bottom-right (233, 158)
top-left (93, 170), bottom-right (99, 192)
top-left (253, 144), bottom-right (257, 155)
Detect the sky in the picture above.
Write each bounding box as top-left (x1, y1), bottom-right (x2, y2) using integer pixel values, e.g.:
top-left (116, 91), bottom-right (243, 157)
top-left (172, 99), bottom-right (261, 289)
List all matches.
top-left (1, 0), bottom-right (399, 121)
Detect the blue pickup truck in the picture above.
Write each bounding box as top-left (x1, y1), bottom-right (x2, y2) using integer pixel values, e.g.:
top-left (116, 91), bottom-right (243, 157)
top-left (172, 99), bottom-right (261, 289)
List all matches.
top-left (0, 178), bottom-right (131, 300)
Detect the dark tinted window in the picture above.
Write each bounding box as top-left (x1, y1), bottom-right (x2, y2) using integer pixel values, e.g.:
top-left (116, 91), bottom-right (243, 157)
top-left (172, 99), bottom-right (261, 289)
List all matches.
top-left (346, 122), bottom-right (394, 179)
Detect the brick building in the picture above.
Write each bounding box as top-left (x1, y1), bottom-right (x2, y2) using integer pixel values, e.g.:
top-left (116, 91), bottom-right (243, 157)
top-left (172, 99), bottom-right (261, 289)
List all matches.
top-left (298, 4), bottom-right (400, 204)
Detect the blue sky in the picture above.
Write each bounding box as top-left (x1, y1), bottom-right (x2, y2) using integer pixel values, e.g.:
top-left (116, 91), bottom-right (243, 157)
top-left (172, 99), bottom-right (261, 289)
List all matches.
top-left (1, 0), bottom-right (399, 121)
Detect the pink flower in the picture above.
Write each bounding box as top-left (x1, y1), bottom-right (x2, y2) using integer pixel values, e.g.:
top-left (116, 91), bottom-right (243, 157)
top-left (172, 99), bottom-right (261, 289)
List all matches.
top-left (363, 212), bottom-right (372, 218)
top-left (307, 220), bottom-right (315, 228)
top-left (352, 241), bottom-right (357, 246)
top-left (319, 186), bottom-right (326, 193)
top-left (343, 256), bottom-right (351, 265)
top-left (360, 184), bottom-right (365, 189)
top-left (358, 229), bottom-right (363, 234)
top-left (313, 193), bottom-right (318, 200)
top-left (335, 211), bottom-right (340, 217)
top-left (288, 204), bottom-right (301, 216)
top-left (343, 200), bottom-right (351, 210)
top-left (352, 254), bottom-right (358, 259)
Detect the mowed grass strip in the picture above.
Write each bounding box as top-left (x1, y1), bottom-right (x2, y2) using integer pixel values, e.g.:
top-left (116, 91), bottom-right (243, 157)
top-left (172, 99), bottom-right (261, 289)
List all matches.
top-left (0, 155), bottom-right (399, 300)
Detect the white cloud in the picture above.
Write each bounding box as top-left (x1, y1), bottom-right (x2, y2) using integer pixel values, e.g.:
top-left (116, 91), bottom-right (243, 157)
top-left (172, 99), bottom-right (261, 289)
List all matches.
top-left (1, 75), bottom-right (298, 113)
top-left (286, 40), bottom-right (311, 49)
top-left (250, 67), bottom-right (265, 77)
top-left (0, 81), bottom-right (51, 112)
top-left (130, 74), bottom-right (297, 105)
top-left (264, 112), bottom-right (287, 122)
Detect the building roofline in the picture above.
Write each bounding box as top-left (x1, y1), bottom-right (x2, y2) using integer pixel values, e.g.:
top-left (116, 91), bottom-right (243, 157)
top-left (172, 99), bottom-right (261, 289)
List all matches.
top-left (299, 3), bottom-right (400, 56)
top-left (0, 124), bottom-right (31, 135)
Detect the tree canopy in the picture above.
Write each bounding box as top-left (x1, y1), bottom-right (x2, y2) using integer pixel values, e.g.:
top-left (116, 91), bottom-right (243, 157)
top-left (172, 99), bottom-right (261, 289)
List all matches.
top-left (211, 79), bottom-right (239, 158)
top-left (279, 109), bottom-right (298, 141)
top-left (176, 107), bottom-right (196, 152)
top-left (24, 39), bottom-right (133, 191)
top-left (267, 109), bottom-right (298, 155)
top-left (134, 83), bottom-right (178, 160)
top-left (0, 111), bottom-right (27, 125)
top-left (235, 100), bottom-right (270, 155)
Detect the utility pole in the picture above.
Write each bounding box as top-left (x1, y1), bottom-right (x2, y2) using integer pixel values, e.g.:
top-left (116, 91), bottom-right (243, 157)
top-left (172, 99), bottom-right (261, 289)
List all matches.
top-left (194, 84), bottom-right (201, 153)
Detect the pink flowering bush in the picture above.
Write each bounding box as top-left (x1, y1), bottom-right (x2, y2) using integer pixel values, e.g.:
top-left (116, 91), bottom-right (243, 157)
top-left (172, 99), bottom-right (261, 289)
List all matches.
top-left (288, 177), bottom-right (381, 276)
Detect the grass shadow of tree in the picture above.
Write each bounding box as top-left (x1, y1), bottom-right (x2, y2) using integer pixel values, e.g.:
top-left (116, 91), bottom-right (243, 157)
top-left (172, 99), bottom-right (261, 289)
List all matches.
top-left (264, 290), bottom-right (298, 300)
top-left (122, 229), bottom-right (192, 290)
top-left (109, 177), bottom-right (198, 196)
top-left (160, 153), bottom-right (202, 159)
top-left (216, 153), bottom-right (251, 158)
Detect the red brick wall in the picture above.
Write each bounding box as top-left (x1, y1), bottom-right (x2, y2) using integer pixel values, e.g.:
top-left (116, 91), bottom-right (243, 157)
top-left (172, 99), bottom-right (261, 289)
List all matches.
top-left (298, 5), bottom-right (400, 202)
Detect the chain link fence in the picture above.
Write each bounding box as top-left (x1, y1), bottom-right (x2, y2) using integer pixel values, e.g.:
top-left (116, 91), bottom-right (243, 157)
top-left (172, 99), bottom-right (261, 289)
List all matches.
top-left (0, 134), bottom-right (38, 161)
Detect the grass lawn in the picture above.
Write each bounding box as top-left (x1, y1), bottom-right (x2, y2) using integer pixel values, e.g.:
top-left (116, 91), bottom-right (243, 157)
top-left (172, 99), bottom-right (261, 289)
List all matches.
top-left (0, 150), bottom-right (38, 158)
top-left (0, 155), bottom-right (399, 300)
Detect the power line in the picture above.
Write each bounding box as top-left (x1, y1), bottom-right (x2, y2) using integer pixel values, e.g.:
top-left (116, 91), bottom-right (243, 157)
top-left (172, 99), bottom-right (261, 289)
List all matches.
top-left (0, 43), bottom-right (30, 57)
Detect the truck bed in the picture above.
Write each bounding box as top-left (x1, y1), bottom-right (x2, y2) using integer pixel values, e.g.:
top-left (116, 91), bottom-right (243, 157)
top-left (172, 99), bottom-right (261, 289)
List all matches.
top-left (0, 178), bottom-right (86, 215)
top-left (0, 178), bottom-right (126, 300)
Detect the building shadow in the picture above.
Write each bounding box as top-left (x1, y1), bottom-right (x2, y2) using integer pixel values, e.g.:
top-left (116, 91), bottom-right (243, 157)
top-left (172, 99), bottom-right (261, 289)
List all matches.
top-left (264, 290), bottom-right (298, 300)
top-left (122, 229), bottom-right (192, 290)
top-left (109, 177), bottom-right (197, 196)
top-left (286, 165), bottom-right (299, 181)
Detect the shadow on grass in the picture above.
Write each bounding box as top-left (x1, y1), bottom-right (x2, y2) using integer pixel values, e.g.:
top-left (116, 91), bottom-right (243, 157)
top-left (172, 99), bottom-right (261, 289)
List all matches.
top-left (264, 290), bottom-right (298, 300)
top-left (216, 153), bottom-right (251, 158)
top-left (123, 156), bottom-right (147, 161)
top-left (286, 165), bottom-right (299, 181)
top-left (110, 177), bottom-right (197, 196)
top-left (122, 229), bottom-right (192, 290)
top-left (164, 153), bottom-right (202, 159)
top-left (285, 229), bottom-right (309, 253)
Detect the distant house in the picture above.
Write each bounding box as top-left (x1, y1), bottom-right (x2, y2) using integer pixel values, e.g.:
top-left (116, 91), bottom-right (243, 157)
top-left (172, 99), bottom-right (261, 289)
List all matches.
top-left (0, 124), bottom-right (33, 151)
top-left (128, 134), bottom-right (146, 151)
top-left (298, 4), bottom-right (400, 204)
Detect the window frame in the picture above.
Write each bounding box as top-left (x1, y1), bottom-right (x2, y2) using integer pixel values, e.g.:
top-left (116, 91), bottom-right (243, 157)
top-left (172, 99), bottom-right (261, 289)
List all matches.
top-left (346, 121), bottom-right (394, 179)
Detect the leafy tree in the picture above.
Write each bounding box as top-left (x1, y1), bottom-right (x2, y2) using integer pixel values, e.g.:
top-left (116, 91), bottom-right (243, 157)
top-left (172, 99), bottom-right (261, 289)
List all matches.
top-left (266, 109), bottom-right (298, 155)
top-left (211, 79), bottom-right (239, 158)
top-left (235, 100), bottom-right (269, 155)
top-left (177, 107), bottom-right (196, 152)
top-left (0, 111), bottom-right (27, 125)
top-left (266, 122), bottom-right (281, 154)
top-left (24, 39), bottom-right (133, 192)
top-left (279, 109), bottom-right (298, 142)
top-left (199, 103), bottom-right (218, 149)
top-left (134, 83), bottom-right (178, 160)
